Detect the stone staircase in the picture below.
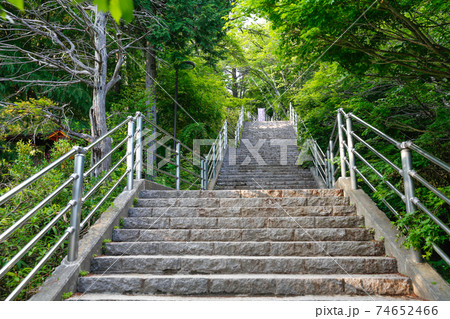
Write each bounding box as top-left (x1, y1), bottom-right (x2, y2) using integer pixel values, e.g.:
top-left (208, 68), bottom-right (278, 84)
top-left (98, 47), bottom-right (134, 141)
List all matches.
top-left (216, 121), bottom-right (317, 189)
top-left (71, 121), bottom-right (414, 300)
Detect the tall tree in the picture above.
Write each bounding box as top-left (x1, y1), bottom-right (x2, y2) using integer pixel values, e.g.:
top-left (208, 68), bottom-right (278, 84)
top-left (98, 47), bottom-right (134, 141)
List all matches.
top-left (0, 0), bottom-right (142, 171)
top-left (133, 0), bottom-right (233, 122)
top-left (240, 0), bottom-right (450, 81)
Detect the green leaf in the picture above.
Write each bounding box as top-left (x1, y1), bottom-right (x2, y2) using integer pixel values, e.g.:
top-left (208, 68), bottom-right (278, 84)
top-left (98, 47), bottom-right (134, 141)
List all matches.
top-left (6, 0), bottom-right (24, 11)
top-left (93, 0), bottom-right (108, 12)
top-left (118, 0), bottom-right (134, 22)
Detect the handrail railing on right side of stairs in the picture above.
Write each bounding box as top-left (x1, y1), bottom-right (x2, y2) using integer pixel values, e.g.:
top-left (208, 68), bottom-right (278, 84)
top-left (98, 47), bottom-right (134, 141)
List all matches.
top-left (289, 106), bottom-right (450, 266)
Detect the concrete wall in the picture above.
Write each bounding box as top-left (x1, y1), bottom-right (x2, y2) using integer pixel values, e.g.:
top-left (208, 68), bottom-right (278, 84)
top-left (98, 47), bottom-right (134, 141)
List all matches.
top-left (336, 177), bottom-right (450, 301)
top-left (30, 180), bottom-right (171, 301)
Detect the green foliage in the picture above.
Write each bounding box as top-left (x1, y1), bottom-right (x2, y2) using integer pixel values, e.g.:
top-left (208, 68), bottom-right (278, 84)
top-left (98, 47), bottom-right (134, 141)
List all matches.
top-left (0, 134), bottom-right (129, 299)
top-left (292, 60), bottom-right (449, 271)
top-left (1, 1), bottom-right (134, 23)
top-left (61, 291), bottom-right (73, 300)
top-left (240, 0), bottom-right (450, 81)
top-left (79, 270), bottom-right (89, 277)
top-left (0, 99), bottom-right (59, 139)
top-left (138, 0), bottom-right (232, 64)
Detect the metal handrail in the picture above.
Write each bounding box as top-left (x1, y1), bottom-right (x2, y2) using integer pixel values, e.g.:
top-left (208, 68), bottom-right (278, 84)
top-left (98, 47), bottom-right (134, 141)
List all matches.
top-left (351, 131), bottom-right (401, 173)
top-left (84, 117), bottom-right (132, 152)
top-left (289, 106), bottom-right (450, 266)
top-left (0, 108), bottom-right (221, 300)
top-left (348, 113), bottom-right (401, 148)
top-left (0, 114), bottom-right (137, 300)
top-left (408, 143), bottom-right (450, 173)
top-left (0, 176), bottom-right (76, 243)
top-left (80, 170), bottom-right (129, 229)
top-left (0, 147), bottom-right (77, 206)
top-left (84, 136), bottom-right (128, 177)
top-left (204, 119), bottom-right (228, 189)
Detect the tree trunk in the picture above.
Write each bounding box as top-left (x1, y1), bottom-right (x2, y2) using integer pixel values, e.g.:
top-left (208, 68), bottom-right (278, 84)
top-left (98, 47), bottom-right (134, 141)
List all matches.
top-left (90, 10), bottom-right (111, 174)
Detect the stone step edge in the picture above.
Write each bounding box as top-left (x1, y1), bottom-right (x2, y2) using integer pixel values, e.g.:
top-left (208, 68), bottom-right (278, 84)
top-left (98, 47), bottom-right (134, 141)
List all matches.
top-left (77, 273), bottom-right (412, 296)
top-left (92, 255), bottom-right (393, 260)
top-left (139, 189), bottom-right (344, 197)
top-left (68, 293), bottom-right (418, 301)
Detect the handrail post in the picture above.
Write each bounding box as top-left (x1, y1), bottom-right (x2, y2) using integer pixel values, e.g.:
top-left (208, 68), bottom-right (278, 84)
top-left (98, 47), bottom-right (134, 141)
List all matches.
top-left (218, 132), bottom-right (222, 161)
top-left (205, 159), bottom-right (209, 190)
top-left (68, 147), bottom-right (86, 262)
top-left (176, 142), bottom-right (181, 190)
top-left (337, 110), bottom-right (346, 178)
top-left (212, 144), bottom-right (216, 178)
top-left (401, 142), bottom-right (416, 214)
top-left (326, 148), bottom-right (331, 188)
top-left (136, 113), bottom-right (143, 180)
top-left (201, 159), bottom-right (205, 190)
top-left (126, 117), bottom-right (135, 191)
top-left (329, 140), bottom-right (335, 187)
top-left (224, 120), bottom-right (228, 149)
top-left (312, 141), bottom-right (319, 177)
top-left (345, 113), bottom-right (357, 189)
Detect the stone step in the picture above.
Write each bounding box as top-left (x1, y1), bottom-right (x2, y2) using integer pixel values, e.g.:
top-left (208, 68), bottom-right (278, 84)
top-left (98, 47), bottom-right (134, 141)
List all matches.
top-left (217, 171), bottom-right (310, 176)
top-left (219, 172), bottom-right (314, 180)
top-left (229, 155), bottom-right (300, 160)
top-left (122, 216), bottom-right (365, 229)
top-left (219, 166), bottom-right (310, 171)
top-left (78, 273), bottom-right (412, 296)
top-left (90, 256), bottom-right (397, 275)
top-left (139, 189), bottom-right (344, 199)
top-left (112, 228), bottom-right (374, 242)
top-left (128, 205), bottom-right (356, 218)
top-left (215, 182), bottom-right (318, 187)
top-left (222, 161), bottom-right (301, 166)
top-left (69, 293), bottom-right (417, 301)
top-left (135, 197), bottom-right (350, 208)
top-left (216, 177), bottom-right (316, 182)
top-left (217, 175), bottom-right (314, 180)
top-left (104, 241), bottom-right (386, 257)
top-left (215, 186), bottom-right (319, 190)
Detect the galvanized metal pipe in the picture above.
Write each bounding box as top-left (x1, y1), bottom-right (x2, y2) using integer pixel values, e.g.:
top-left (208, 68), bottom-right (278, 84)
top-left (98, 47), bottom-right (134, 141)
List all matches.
top-left (176, 142), bottom-right (181, 190)
top-left (349, 113), bottom-right (401, 148)
top-left (326, 149), bottom-right (331, 188)
top-left (212, 144), bottom-right (216, 178)
top-left (408, 143), bottom-right (450, 173)
top-left (5, 230), bottom-right (71, 301)
top-left (83, 155), bottom-right (127, 202)
top-left (0, 175), bottom-right (75, 243)
top-left (0, 201), bottom-right (73, 279)
top-left (0, 147), bottom-right (77, 206)
top-left (84, 136), bottom-right (128, 177)
top-left (412, 198), bottom-right (450, 236)
top-left (337, 111), bottom-right (347, 179)
top-left (67, 150), bottom-right (86, 262)
top-left (400, 142), bottom-right (416, 215)
top-left (201, 159), bottom-right (205, 190)
top-left (329, 139), bottom-right (335, 187)
top-left (345, 114), bottom-right (357, 189)
top-left (80, 170), bottom-right (129, 229)
top-left (409, 170), bottom-right (450, 205)
top-left (204, 160), bottom-right (209, 190)
top-left (127, 118), bottom-right (135, 191)
top-left (136, 113), bottom-right (143, 180)
top-left (351, 131), bottom-right (401, 173)
top-left (84, 117), bottom-right (132, 152)
top-left (312, 142), bottom-right (319, 177)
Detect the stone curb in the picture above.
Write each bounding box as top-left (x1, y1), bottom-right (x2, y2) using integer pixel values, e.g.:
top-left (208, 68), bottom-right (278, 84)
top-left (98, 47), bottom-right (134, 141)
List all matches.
top-left (336, 177), bottom-right (450, 301)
